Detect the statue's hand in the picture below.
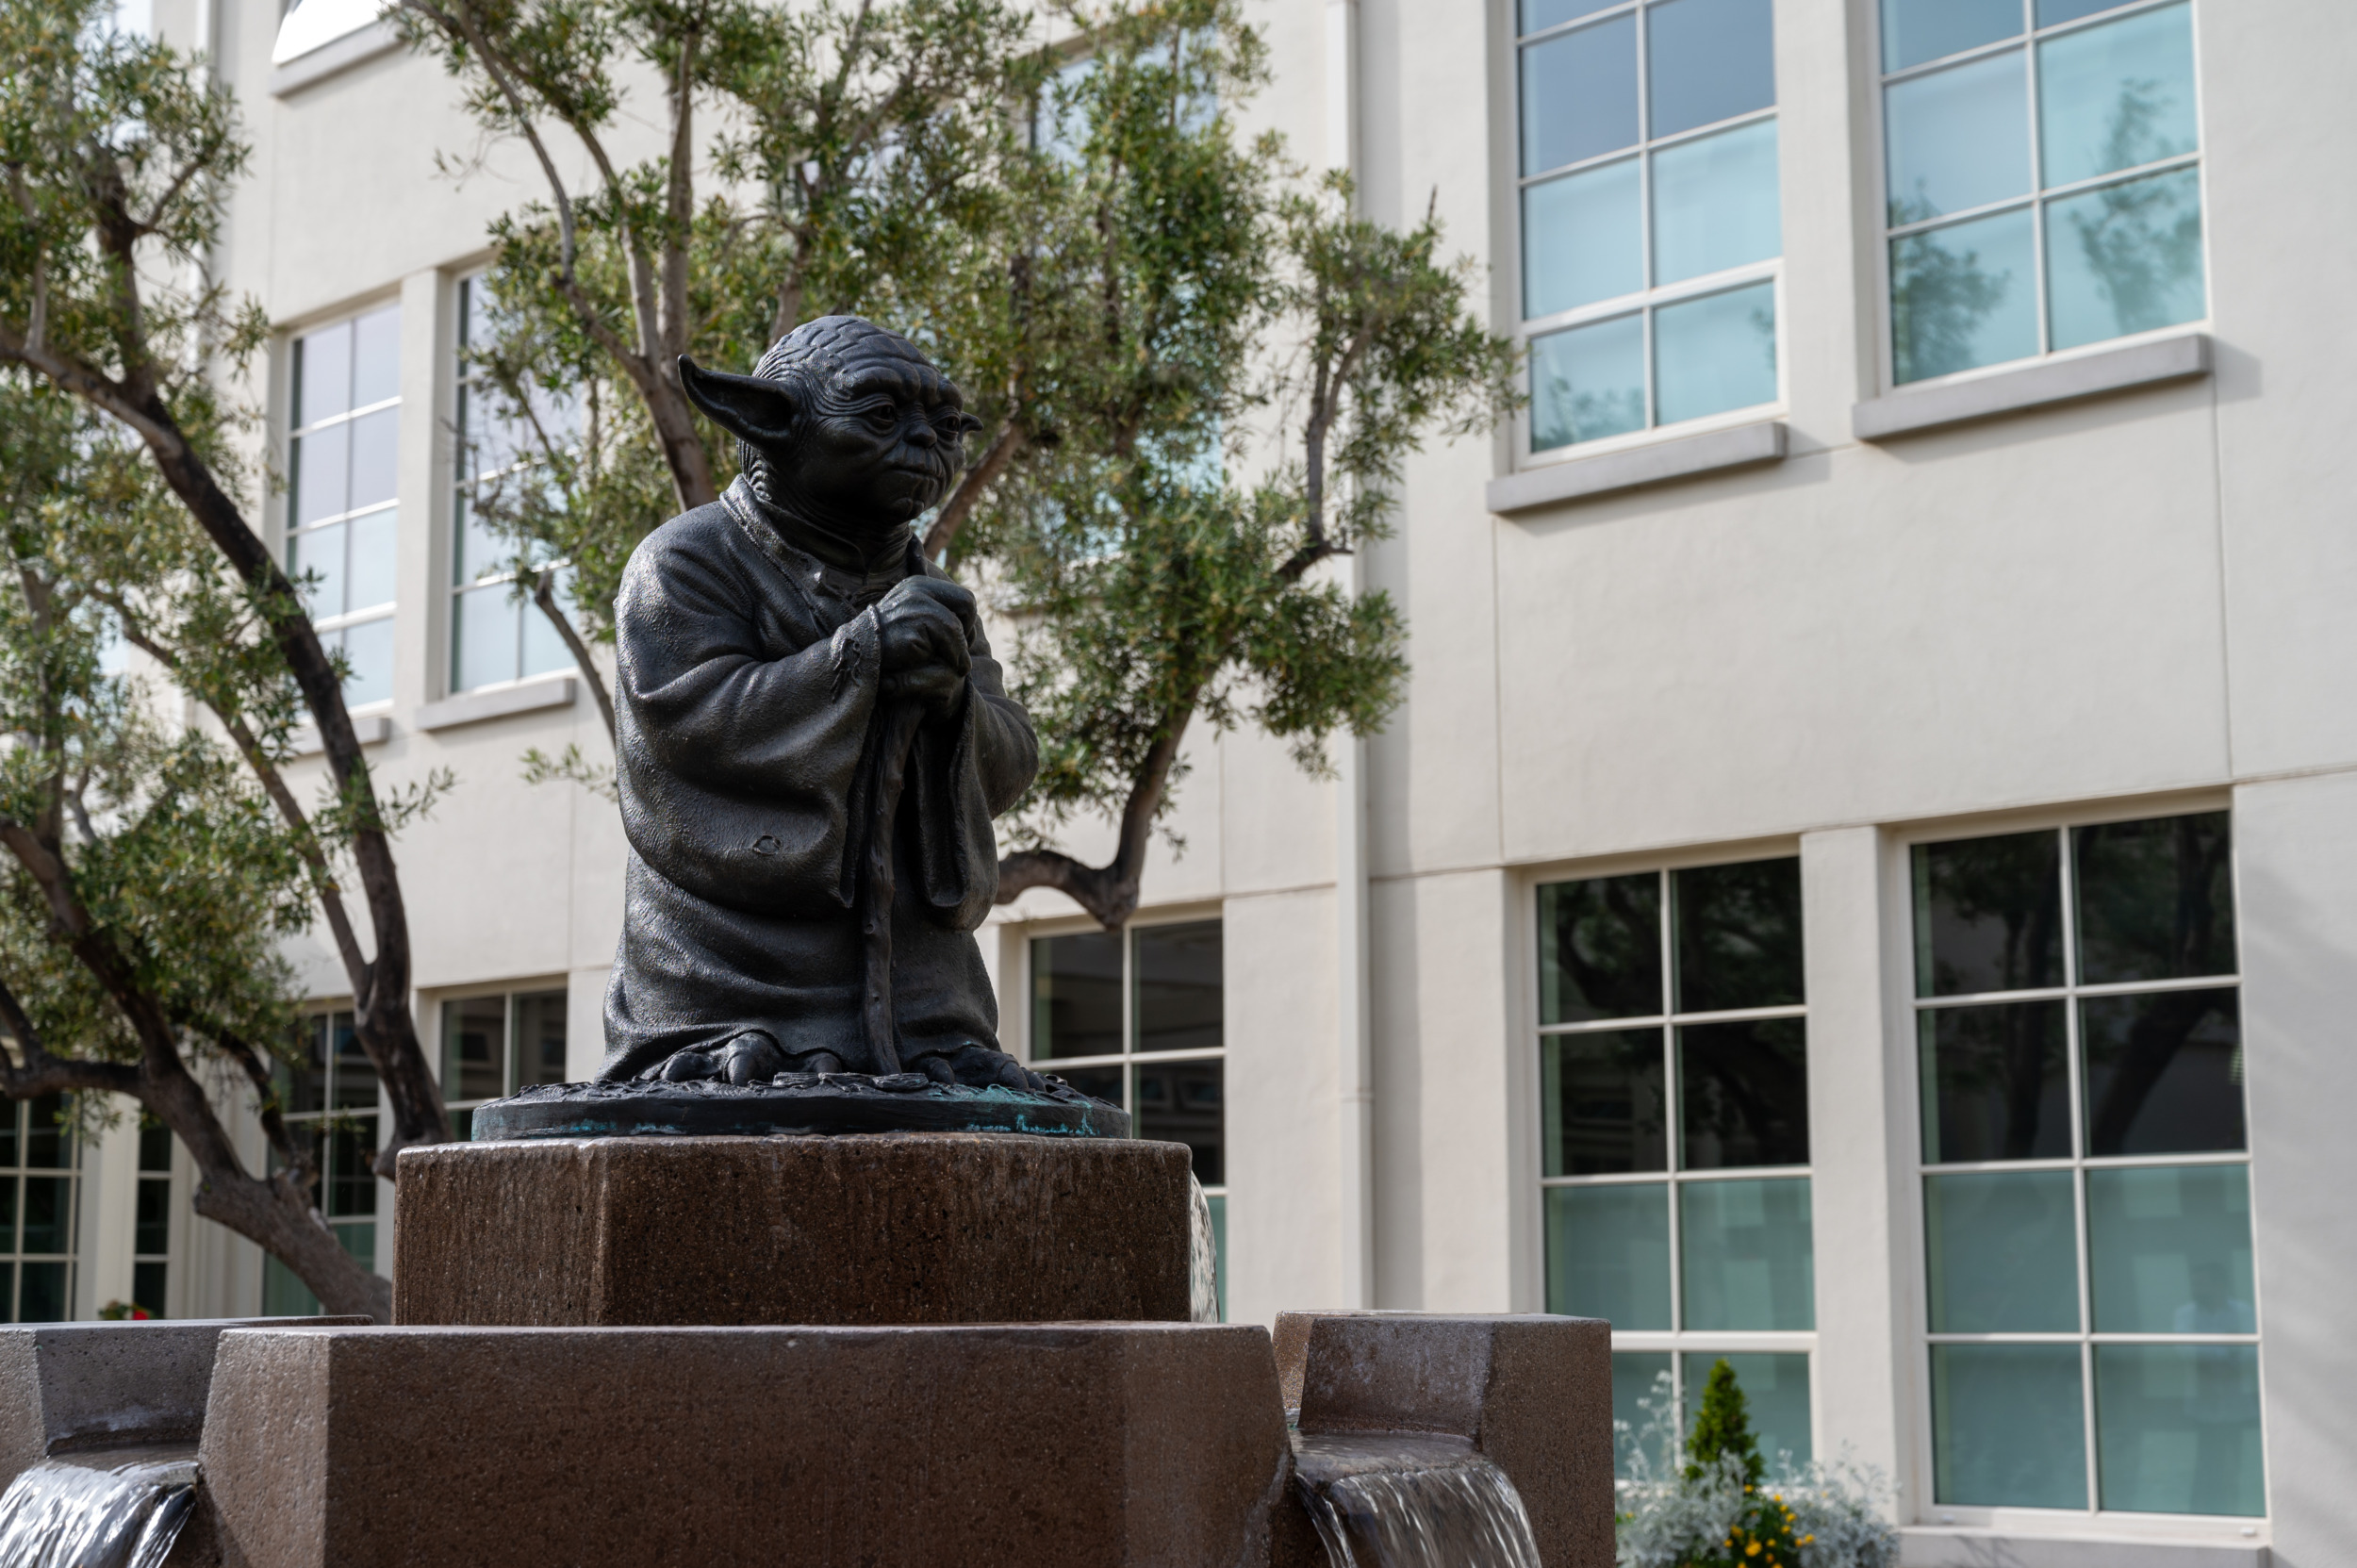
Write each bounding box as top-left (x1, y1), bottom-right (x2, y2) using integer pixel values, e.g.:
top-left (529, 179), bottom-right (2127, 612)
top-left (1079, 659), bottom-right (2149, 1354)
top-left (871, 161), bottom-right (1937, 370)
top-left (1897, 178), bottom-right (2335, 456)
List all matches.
top-left (875, 579), bottom-right (973, 678)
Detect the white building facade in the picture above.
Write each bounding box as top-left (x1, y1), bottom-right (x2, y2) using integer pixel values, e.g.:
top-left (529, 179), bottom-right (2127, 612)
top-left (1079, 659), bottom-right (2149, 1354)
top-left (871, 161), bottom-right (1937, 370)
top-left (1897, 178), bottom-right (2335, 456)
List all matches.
top-left (49, 0), bottom-right (2357, 1563)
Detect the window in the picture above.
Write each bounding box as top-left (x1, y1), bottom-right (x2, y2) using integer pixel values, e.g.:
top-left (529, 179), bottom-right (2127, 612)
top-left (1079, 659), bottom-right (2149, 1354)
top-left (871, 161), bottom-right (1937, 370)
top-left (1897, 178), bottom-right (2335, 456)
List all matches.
top-left (440, 989), bottom-right (570, 1139)
top-left (0, 1097), bottom-right (80, 1322)
top-left (1534, 858), bottom-right (1812, 1476)
top-left (265, 1012), bottom-right (380, 1315)
top-left (1515, 0), bottom-right (1781, 454)
top-left (1028, 918), bottom-right (1225, 1318)
top-left (1880, 0), bottom-right (2204, 385)
top-left (452, 276), bottom-right (577, 694)
top-left (1912, 810), bottom-right (2258, 1518)
top-left (134, 1118), bottom-right (173, 1317)
top-left (288, 307), bottom-right (400, 708)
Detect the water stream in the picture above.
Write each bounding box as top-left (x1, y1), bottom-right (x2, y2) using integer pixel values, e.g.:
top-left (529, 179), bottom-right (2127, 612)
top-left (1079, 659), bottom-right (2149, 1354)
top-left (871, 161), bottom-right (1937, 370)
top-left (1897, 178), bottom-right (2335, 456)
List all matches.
top-left (1293, 1432), bottom-right (1543, 1568)
top-left (0, 1449), bottom-right (199, 1568)
top-left (1187, 1171), bottom-right (1220, 1324)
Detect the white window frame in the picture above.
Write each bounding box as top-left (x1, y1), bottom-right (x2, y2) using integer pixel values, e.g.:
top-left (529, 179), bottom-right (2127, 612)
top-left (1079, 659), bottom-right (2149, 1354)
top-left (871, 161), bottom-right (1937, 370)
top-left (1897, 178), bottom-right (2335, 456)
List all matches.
top-left (435, 982), bottom-right (572, 1138)
top-left (285, 307), bottom-right (401, 713)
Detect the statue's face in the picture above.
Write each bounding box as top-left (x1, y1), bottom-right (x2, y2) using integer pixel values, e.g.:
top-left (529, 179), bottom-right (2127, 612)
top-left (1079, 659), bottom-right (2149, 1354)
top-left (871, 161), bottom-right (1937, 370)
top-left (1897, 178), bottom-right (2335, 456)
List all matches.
top-left (793, 360), bottom-right (978, 527)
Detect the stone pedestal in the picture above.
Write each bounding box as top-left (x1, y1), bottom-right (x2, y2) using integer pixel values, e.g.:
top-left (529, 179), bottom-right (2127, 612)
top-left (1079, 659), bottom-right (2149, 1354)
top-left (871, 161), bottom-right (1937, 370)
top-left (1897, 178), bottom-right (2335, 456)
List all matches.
top-left (393, 1132), bottom-right (1193, 1327)
top-left (197, 1323), bottom-right (1290, 1568)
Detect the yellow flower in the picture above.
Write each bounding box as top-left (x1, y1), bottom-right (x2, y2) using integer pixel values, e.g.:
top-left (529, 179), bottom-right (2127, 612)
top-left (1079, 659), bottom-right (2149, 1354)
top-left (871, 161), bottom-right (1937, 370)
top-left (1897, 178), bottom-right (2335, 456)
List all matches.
top-left (1747, 1543), bottom-right (1762, 1558)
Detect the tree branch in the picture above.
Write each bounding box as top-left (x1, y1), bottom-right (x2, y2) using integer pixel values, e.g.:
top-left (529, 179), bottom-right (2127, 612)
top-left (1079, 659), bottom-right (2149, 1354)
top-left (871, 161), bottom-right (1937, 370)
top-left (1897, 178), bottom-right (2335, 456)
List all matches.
top-left (532, 569), bottom-right (615, 741)
top-left (923, 421), bottom-right (1024, 560)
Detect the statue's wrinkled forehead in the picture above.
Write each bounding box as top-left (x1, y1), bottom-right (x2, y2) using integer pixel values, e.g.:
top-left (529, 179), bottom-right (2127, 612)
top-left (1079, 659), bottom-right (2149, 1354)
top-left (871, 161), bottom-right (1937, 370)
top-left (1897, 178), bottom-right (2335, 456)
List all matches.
top-left (752, 316), bottom-right (960, 406)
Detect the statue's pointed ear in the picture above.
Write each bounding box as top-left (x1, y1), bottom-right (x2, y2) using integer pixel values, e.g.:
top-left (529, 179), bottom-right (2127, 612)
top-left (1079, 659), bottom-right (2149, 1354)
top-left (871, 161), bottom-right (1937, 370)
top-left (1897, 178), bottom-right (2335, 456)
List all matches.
top-left (678, 355), bottom-right (799, 448)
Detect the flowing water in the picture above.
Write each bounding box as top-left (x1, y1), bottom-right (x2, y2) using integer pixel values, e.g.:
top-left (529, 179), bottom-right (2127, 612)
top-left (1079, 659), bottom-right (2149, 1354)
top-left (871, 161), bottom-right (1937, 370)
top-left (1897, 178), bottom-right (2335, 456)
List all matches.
top-left (0, 1450), bottom-right (198, 1568)
top-left (1293, 1432), bottom-right (1543, 1568)
top-left (1187, 1171), bottom-right (1220, 1324)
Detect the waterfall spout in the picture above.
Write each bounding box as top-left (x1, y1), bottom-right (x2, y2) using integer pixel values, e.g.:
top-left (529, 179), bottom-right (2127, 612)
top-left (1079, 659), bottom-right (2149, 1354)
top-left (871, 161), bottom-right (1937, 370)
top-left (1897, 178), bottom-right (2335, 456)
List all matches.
top-left (1187, 1172), bottom-right (1220, 1324)
top-left (1292, 1432), bottom-right (1543, 1568)
top-left (0, 1450), bottom-right (198, 1568)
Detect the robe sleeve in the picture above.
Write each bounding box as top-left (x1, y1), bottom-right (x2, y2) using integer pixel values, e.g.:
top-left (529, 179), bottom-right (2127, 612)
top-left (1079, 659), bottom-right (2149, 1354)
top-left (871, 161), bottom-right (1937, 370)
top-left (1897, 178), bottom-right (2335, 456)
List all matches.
top-left (908, 607), bottom-right (1039, 931)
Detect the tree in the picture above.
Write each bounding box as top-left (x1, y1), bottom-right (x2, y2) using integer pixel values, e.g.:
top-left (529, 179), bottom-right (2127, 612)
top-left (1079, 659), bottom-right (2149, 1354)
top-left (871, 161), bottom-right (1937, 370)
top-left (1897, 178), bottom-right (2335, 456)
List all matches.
top-left (1685, 1358), bottom-right (1765, 1489)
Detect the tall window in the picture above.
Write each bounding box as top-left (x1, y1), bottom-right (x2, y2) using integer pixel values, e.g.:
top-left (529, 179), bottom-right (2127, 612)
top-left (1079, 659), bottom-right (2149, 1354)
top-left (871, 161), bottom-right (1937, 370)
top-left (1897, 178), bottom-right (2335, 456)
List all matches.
top-left (0, 1097), bottom-right (79, 1322)
top-left (1881, 0), bottom-right (2204, 385)
top-left (453, 277), bottom-right (575, 693)
top-left (265, 1011), bottom-right (379, 1315)
top-left (1516, 0), bottom-right (1781, 454)
top-left (134, 1118), bottom-right (173, 1317)
top-left (440, 988), bottom-right (569, 1139)
top-left (1535, 859), bottom-right (1812, 1475)
top-left (288, 308), bottom-right (400, 706)
top-left (1028, 918), bottom-right (1225, 1318)
top-left (1913, 811), bottom-right (2257, 1519)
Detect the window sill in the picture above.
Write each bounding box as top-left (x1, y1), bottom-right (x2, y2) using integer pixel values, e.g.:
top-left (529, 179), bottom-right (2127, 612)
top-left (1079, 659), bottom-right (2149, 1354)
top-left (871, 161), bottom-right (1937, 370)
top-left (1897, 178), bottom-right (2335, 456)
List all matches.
top-left (270, 16), bottom-right (401, 97)
top-left (1486, 421), bottom-right (1787, 517)
top-left (1900, 1527), bottom-right (2265, 1568)
top-left (1854, 333), bottom-right (2211, 442)
top-left (288, 714), bottom-right (392, 758)
top-left (416, 675), bottom-right (577, 733)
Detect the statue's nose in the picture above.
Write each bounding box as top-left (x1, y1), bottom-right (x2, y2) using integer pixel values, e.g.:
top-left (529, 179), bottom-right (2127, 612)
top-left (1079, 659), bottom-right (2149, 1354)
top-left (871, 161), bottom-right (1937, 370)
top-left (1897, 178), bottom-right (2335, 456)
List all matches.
top-left (907, 421), bottom-right (938, 449)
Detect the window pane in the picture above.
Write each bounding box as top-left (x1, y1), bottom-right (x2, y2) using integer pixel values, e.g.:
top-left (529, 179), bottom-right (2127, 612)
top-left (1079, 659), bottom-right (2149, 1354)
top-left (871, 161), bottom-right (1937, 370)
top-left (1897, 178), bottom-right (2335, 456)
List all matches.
top-left (1030, 932), bottom-right (1123, 1060)
top-left (2045, 167), bottom-right (2204, 350)
top-left (1612, 1353), bottom-right (1673, 1478)
top-left (331, 1014), bottom-right (378, 1111)
top-left (1919, 1002), bottom-right (2069, 1163)
top-left (513, 990), bottom-right (570, 1089)
top-left (1885, 52), bottom-right (2030, 223)
top-left (1544, 1181), bottom-right (1670, 1329)
top-left (1521, 14), bottom-right (1639, 175)
top-left (2039, 0), bottom-right (2137, 22)
top-left (1682, 1352), bottom-right (1811, 1468)
top-left (1890, 207), bottom-right (2038, 382)
top-left (453, 491), bottom-right (503, 586)
top-left (337, 1221), bottom-right (377, 1272)
top-left (291, 522), bottom-right (346, 618)
top-left (291, 421), bottom-right (349, 526)
top-left (295, 322), bottom-right (351, 428)
top-left (2037, 4), bottom-right (2195, 188)
top-left (1530, 314), bottom-right (1647, 451)
top-left (23, 1097), bottom-right (67, 1169)
top-left (1055, 1064), bottom-right (1123, 1107)
top-left (2074, 813), bottom-right (2234, 984)
top-left (18, 1262), bottom-right (68, 1324)
top-left (1651, 119), bottom-right (1780, 287)
top-left (2080, 988), bottom-right (2243, 1155)
top-left (1653, 281), bottom-right (1775, 425)
top-left (1673, 856), bottom-right (1802, 1014)
top-left (1132, 1059), bottom-right (1222, 1185)
top-left (350, 305), bottom-right (400, 408)
top-left (520, 576), bottom-right (573, 680)
top-left (1912, 830), bottom-right (2063, 997)
top-left (139, 1122), bottom-right (172, 1174)
top-left (1134, 919), bottom-right (1222, 1053)
top-left (442, 996), bottom-right (508, 1103)
top-left (20, 1178), bottom-right (69, 1254)
top-left (326, 1119), bottom-right (378, 1218)
top-left (1679, 1020), bottom-right (1807, 1169)
top-left (1881, 0), bottom-right (2022, 72)
top-left (2094, 1345), bottom-right (2263, 1516)
top-left (454, 582), bottom-right (521, 693)
top-left (1924, 1169), bottom-right (2079, 1332)
top-left (0, 1106), bottom-right (16, 1168)
top-left (1524, 158), bottom-right (1642, 318)
top-left (1679, 1177), bottom-right (1812, 1330)
top-left (132, 1261), bottom-right (166, 1317)
top-left (280, 1017), bottom-right (327, 1116)
top-left (1538, 873), bottom-right (1662, 1024)
top-left (2087, 1164), bottom-right (2253, 1334)
top-left (0, 1180), bottom-right (15, 1251)
top-left (346, 506), bottom-right (397, 614)
top-left (135, 1177), bottom-right (170, 1256)
top-left (346, 406), bottom-right (399, 512)
top-left (1645, 0), bottom-right (1774, 140)
top-left (263, 1254), bottom-right (320, 1317)
top-left (339, 618), bottom-right (393, 707)
top-left (1931, 1344), bottom-right (2087, 1508)
top-left (1522, 0), bottom-right (1616, 33)
top-left (1542, 1029), bottom-right (1667, 1176)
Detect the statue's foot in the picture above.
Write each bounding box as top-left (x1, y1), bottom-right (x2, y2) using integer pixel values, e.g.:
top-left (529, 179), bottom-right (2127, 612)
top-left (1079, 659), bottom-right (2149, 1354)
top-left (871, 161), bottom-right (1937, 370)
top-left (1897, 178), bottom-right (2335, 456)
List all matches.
top-left (911, 1044), bottom-right (1047, 1093)
top-left (642, 1032), bottom-right (790, 1085)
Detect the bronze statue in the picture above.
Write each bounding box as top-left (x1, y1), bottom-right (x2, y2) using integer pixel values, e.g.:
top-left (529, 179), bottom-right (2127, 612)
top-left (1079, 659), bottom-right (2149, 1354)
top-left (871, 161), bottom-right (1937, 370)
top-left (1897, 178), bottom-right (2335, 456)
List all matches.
top-left (596, 317), bottom-right (1044, 1092)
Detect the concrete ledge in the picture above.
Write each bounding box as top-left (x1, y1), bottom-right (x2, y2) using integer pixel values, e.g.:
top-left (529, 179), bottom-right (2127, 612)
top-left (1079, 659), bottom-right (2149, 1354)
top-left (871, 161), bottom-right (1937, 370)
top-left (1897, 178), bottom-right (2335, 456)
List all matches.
top-left (414, 675), bottom-right (576, 733)
top-left (269, 17), bottom-right (401, 96)
top-left (1900, 1527), bottom-right (2266, 1568)
top-left (286, 713), bottom-right (390, 758)
top-left (1854, 333), bottom-right (2211, 441)
top-left (1487, 421), bottom-right (1787, 515)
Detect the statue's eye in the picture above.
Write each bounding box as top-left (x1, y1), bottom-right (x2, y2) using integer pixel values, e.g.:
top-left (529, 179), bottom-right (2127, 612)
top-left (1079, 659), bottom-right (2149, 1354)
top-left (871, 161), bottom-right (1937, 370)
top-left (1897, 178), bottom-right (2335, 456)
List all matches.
top-left (863, 404), bottom-right (898, 432)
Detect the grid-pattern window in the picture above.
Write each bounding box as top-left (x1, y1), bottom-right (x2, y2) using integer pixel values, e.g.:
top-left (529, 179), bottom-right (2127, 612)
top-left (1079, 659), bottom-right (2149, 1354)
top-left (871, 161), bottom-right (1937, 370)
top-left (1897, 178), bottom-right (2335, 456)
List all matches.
top-left (0, 1097), bottom-right (79, 1322)
top-left (1913, 810), bottom-right (2258, 1519)
top-left (264, 1011), bottom-right (380, 1315)
top-left (453, 277), bottom-right (576, 694)
top-left (1516, 0), bottom-right (1780, 454)
top-left (133, 1118), bottom-right (172, 1317)
top-left (1029, 919), bottom-right (1226, 1319)
top-left (1536, 858), bottom-right (1812, 1476)
top-left (1880, 0), bottom-right (2204, 385)
top-left (288, 307), bottom-right (400, 706)
top-left (441, 989), bottom-right (569, 1139)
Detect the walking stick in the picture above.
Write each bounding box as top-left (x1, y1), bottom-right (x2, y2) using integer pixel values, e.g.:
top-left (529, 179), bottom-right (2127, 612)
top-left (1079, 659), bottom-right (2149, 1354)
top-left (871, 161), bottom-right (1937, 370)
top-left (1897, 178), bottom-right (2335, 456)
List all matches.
top-left (858, 701), bottom-right (928, 1075)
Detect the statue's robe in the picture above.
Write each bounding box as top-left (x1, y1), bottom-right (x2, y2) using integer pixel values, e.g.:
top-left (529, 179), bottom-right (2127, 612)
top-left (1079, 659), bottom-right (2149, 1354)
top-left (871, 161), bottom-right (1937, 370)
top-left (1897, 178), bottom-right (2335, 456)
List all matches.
top-left (599, 477), bottom-right (1038, 1080)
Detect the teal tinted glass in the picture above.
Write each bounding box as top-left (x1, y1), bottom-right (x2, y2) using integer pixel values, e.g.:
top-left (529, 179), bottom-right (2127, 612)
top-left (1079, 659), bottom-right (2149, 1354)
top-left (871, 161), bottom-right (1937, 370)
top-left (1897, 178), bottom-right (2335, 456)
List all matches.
top-left (2095, 1345), bottom-right (2263, 1515)
top-left (2073, 813), bottom-right (2234, 984)
top-left (1881, 0), bottom-right (2022, 72)
top-left (2081, 989), bottom-right (2243, 1156)
top-left (1653, 282), bottom-right (1775, 425)
top-left (2037, 4), bottom-right (2196, 187)
top-left (263, 1254), bottom-right (320, 1317)
top-left (1530, 315), bottom-right (1647, 450)
top-left (1884, 51), bottom-right (2030, 222)
top-left (1612, 1353), bottom-right (1673, 1477)
top-left (1544, 1181), bottom-right (1672, 1329)
top-left (1522, 0), bottom-right (1618, 32)
top-left (1538, 873), bottom-right (1662, 1022)
top-left (2039, 0), bottom-right (2137, 22)
top-left (1683, 1352), bottom-right (1811, 1467)
top-left (1931, 1344), bottom-right (2088, 1508)
top-left (1542, 1030), bottom-right (1668, 1176)
top-left (1524, 159), bottom-right (1642, 318)
top-left (1891, 206), bottom-right (2038, 381)
top-left (1521, 14), bottom-right (1639, 175)
top-left (1924, 1169), bottom-right (2079, 1332)
top-left (1679, 1177), bottom-right (1813, 1330)
top-left (1651, 120), bottom-right (1780, 287)
top-left (2087, 1164), bottom-right (2253, 1334)
top-left (1645, 0), bottom-right (1774, 139)
top-left (2045, 166), bottom-right (2204, 349)
top-left (1673, 855), bottom-right (1803, 1014)
top-left (1919, 1002), bottom-right (2069, 1163)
